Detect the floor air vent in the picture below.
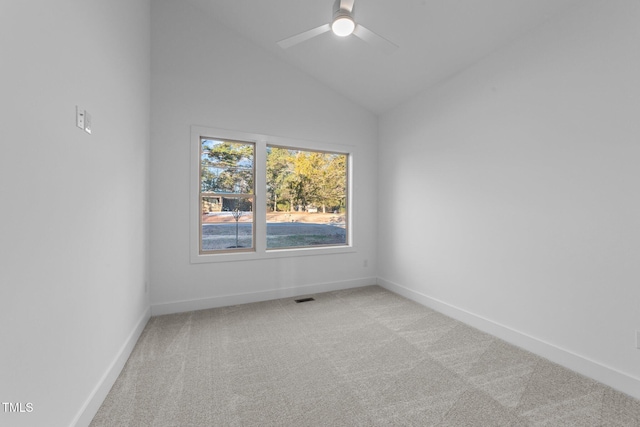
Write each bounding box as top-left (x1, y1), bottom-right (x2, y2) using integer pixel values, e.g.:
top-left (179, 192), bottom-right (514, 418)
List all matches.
top-left (295, 297), bottom-right (315, 303)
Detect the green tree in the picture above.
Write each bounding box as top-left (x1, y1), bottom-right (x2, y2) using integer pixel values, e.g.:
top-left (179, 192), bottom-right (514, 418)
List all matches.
top-left (266, 147), bottom-right (347, 213)
top-left (201, 140), bottom-right (253, 193)
top-left (292, 151), bottom-right (346, 212)
top-left (266, 147), bottom-right (293, 211)
top-left (317, 154), bottom-right (346, 213)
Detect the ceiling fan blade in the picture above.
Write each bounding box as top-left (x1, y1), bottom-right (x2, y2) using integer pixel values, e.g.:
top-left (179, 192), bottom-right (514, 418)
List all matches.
top-left (339, 0), bottom-right (355, 13)
top-left (353, 24), bottom-right (398, 54)
top-left (277, 24), bottom-right (331, 49)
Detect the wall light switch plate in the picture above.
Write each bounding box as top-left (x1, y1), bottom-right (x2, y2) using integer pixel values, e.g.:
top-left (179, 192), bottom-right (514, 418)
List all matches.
top-left (636, 331), bottom-right (640, 349)
top-left (76, 106), bottom-right (85, 129)
top-left (84, 111), bottom-right (92, 134)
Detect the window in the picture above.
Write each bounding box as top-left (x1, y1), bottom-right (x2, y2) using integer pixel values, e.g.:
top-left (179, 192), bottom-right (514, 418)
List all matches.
top-left (199, 138), bottom-right (255, 253)
top-left (266, 146), bottom-right (347, 249)
top-left (191, 126), bottom-right (353, 262)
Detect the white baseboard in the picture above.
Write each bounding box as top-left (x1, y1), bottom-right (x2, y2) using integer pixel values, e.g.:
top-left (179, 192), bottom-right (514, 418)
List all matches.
top-left (151, 277), bottom-right (377, 316)
top-left (72, 306), bottom-right (151, 427)
top-left (378, 277), bottom-right (640, 401)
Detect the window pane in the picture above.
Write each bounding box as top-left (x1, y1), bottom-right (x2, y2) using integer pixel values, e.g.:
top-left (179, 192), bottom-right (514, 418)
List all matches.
top-left (201, 196), bottom-right (254, 251)
top-left (200, 136), bottom-right (255, 254)
top-left (266, 146), bottom-right (348, 249)
top-left (201, 139), bottom-right (254, 194)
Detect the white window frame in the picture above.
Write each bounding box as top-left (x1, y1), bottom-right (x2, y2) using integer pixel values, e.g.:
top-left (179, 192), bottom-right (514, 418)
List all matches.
top-left (190, 126), bottom-right (355, 264)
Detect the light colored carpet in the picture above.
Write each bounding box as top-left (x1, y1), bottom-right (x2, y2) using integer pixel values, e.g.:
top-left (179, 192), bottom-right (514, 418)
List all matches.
top-left (91, 286), bottom-right (640, 426)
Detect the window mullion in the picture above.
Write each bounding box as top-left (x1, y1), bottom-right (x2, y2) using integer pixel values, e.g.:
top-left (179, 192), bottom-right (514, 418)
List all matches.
top-left (254, 140), bottom-right (267, 253)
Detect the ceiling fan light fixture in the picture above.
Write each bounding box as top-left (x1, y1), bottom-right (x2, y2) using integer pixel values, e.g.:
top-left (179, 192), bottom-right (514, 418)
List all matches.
top-left (331, 14), bottom-right (355, 37)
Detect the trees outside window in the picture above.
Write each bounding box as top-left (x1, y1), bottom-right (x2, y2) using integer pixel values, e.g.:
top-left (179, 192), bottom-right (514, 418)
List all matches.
top-left (266, 146), bottom-right (347, 249)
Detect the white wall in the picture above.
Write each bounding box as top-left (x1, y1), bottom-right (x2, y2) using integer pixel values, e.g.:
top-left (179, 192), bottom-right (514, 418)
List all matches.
top-left (0, 1), bottom-right (150, 426)
top-left (150, 0), bottom-right (378, 313)
top-left (378, 0), bottom-right (640, 398)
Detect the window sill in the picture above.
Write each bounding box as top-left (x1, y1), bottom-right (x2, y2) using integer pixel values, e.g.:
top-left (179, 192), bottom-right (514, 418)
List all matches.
top-left (190, 244), bottom-right (356, 264)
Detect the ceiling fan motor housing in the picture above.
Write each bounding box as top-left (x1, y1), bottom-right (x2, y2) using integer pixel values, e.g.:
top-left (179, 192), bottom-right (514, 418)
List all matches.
top-left (333, 9), bottom-right (353, 21)
top-left (333, 0), bottom-right (354, 17)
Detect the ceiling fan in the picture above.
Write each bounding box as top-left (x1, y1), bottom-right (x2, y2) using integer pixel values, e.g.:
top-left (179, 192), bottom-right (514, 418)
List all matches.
top-left (277, 0), bottom-right (398, 54)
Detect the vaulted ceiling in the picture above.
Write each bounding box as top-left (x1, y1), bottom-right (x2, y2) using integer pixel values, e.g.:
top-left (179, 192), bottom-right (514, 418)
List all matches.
top-left (188, 0), bottom-right (584, 114)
